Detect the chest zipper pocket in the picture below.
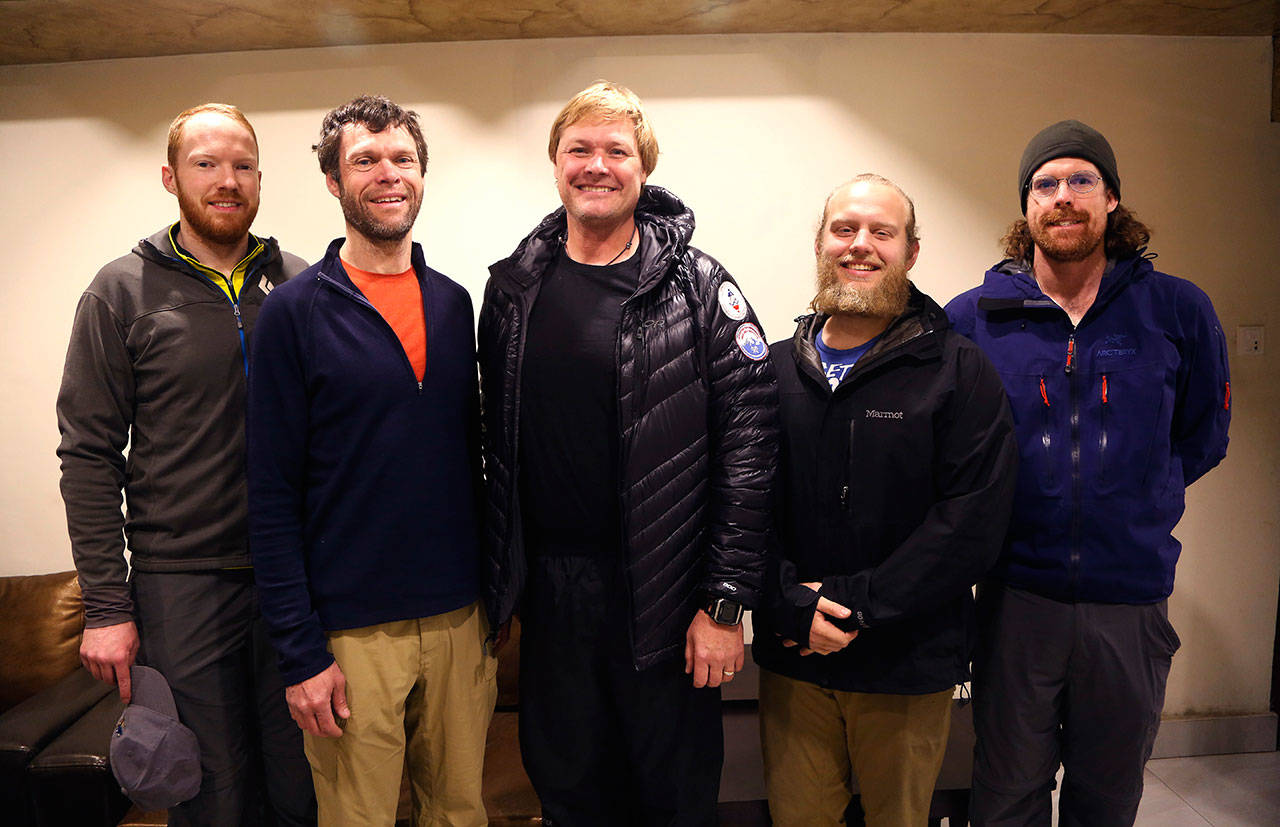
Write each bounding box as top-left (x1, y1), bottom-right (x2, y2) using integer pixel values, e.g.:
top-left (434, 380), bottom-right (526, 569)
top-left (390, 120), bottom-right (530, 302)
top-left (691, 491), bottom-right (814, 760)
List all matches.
top-left (842, 418), bottom-right (855, 512)
top-left (1040, 376), bottom-right (1055, 488)
top-left (1098, 374), bottom-right (1109, 482)
top-left (632, 317), bottom-right (663, 415)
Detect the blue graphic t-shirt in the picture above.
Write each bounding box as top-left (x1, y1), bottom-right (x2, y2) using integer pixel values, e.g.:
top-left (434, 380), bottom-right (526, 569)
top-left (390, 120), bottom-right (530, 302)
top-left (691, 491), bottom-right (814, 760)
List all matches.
top-left (815, 328), bottom-right (880, 390)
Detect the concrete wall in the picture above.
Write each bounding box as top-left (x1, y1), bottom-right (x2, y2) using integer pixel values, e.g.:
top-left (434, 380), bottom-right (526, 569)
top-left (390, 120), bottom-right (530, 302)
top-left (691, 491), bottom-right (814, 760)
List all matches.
top-left (1, 32), bottom-right (1276, 722)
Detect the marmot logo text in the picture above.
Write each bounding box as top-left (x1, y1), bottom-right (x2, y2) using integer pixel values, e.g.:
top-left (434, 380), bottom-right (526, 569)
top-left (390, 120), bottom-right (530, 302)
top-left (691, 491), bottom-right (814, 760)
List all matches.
top-left (865, 409), bottom-right (904, 419)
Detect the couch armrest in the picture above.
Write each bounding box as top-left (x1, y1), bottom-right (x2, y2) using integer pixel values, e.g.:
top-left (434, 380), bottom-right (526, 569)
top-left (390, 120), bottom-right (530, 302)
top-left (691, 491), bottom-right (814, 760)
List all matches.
top-left (0, 668), bottom-right (116, 827)
top-left (0, 667), bottom-right (112, 775)
top-left (0, 571), bottom-right (85, 712)
top-left (28, 688), bottom-right (130, 827)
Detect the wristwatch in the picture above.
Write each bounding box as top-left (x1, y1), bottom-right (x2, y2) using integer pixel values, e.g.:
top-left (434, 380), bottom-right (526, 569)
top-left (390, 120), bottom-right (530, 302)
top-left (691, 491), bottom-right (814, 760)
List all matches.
top-left (703, 595), bottom-right (744, 626)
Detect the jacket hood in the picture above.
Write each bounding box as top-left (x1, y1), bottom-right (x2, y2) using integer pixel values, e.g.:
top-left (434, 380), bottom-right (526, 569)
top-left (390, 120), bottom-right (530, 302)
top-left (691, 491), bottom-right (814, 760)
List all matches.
top-left (490, 185), bottom-right (695, 294)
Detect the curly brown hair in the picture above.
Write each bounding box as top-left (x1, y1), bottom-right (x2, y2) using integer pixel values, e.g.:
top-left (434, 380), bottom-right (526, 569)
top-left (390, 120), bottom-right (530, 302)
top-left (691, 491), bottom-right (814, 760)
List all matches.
top-left (313, 95), bottom-right (428, 180)
top-left (1001, 202), bottom-right (1151, 262)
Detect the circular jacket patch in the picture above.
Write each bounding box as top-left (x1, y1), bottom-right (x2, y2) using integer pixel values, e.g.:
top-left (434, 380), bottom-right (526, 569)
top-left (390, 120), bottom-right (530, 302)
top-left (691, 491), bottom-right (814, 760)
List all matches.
top-left (735, 323), bottom-right (768, 361)
top-left (717, 281), bottom-right (750, 321)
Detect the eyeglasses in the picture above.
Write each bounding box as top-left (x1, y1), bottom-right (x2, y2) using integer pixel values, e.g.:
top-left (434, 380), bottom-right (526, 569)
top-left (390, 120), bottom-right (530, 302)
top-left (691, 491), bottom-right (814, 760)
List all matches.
top-left (1029, 170), bottom-right (1101, 200)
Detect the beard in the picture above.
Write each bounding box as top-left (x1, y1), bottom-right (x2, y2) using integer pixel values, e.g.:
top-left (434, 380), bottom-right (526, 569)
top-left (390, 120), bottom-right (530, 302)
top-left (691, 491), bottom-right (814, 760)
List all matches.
top-left (1030, 206), bottom-right (1105, 263)
top-left (337, 182), bottom-right (421, 243)
top-left (175, 184), bottom-right (258, 246)
top-left (811, 252), bottom-right (911, 319)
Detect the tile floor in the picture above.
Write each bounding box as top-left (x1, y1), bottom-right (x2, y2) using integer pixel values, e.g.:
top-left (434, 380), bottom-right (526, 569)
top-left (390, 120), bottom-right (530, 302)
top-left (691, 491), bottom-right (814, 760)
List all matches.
top-left (1045, 750), bottom-right (1280, 826)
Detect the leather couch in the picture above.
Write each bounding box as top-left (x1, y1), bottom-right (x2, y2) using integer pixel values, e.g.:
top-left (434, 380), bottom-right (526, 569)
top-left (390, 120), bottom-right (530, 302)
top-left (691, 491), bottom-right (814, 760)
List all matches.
top-left (0, 570), bottom-right (130, 827)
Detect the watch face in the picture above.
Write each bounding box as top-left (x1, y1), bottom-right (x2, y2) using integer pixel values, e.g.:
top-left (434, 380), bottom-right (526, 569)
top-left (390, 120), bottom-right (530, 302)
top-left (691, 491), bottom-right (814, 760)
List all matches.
top-left (709, 599), bottom-right (743, 625)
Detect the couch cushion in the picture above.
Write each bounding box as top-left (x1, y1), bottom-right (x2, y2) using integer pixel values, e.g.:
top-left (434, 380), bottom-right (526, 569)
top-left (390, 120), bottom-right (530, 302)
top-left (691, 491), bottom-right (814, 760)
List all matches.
top-left (0, 571), bottom-right (85, 712)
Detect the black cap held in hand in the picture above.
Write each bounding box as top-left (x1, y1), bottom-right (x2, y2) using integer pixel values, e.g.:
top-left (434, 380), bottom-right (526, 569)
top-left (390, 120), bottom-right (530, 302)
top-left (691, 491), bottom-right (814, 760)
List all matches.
top-left (1018, 119), bottom-right (1120, 214)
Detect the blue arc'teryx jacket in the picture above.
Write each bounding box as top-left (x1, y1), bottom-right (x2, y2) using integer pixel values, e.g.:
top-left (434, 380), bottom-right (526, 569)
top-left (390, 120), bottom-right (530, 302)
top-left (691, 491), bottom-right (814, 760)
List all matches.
top-left (946, 255), bottom-right (1230, 605)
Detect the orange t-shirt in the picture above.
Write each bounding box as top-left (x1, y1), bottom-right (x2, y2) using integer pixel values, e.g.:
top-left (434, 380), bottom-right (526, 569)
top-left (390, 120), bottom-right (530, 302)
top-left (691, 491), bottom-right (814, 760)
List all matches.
top-left (341, 260), bottom-right (426, 381)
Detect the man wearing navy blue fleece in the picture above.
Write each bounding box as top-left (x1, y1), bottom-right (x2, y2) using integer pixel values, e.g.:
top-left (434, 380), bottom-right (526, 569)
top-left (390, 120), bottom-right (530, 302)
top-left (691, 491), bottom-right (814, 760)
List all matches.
top-left (247, 96), bottom-right (493, 826)
top-left (946, 120), bottom-right (1231, 826)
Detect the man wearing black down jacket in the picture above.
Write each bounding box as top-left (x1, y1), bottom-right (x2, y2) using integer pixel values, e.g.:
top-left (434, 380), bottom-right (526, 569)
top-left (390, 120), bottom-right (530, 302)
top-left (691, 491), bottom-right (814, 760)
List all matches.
top-left (478, 80), bottom-right (779, 825)
top-left (753, 175), bottom-right (1018, 826)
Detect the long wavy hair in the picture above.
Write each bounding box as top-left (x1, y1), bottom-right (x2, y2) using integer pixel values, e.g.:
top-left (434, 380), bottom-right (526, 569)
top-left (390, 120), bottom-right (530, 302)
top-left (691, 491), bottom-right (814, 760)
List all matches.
top-left (1001, 202), bottom-right (1151, 262)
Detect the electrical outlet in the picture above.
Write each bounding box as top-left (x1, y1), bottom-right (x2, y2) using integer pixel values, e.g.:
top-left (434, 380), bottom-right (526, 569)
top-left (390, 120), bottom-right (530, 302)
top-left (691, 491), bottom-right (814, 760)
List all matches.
top-left (1237, 326), bottom-right (1263, 355)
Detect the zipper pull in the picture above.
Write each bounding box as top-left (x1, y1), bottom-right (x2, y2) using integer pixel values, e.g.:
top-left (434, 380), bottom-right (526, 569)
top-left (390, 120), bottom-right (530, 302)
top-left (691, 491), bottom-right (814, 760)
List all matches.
top-left (840, 485), bottom-right (849, 509)
top-left (1101, 373), bottom-right (1108, 404)
top-left (1040, 376), bottom-right (1050, 407)
top-left (232, 302), bottom-right (244, 330)
top-left (1224, 381), bottom-right (1230, 411)
top-left (1064, 334), bottom-right (1075, 375)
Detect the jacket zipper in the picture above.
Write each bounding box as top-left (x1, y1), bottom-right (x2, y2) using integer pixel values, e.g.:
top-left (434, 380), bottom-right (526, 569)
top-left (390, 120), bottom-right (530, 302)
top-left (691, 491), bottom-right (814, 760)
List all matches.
top-left (841, 417), bottom-right (854, 512)
top-left (1065, 330), bottom-right (1081, 597)
top-left (616, 300), bottom-right (638, 657)
top-left (822, 320), bottom-right (929, 516)
top-left (497, 288), bottom-right (531, 626)
top-left (186, 267), bottom-right (252, 376)
top-left (317, 272), bottom-right (427, 394)
top-left (148, 238), bottom-right (271, 378)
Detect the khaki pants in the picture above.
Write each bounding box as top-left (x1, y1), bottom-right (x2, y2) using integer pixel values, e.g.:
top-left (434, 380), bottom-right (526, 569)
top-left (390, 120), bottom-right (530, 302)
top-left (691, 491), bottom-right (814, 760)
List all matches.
top-left (304, 602), bottom-right (497, 827)
top-left (759, 669), bottom-right (952, 827)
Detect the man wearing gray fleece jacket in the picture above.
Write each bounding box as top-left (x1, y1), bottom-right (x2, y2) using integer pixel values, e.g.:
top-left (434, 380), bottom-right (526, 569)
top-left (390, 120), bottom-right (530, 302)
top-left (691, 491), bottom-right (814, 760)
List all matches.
top-left (55, 103), bottom-right (313, 827)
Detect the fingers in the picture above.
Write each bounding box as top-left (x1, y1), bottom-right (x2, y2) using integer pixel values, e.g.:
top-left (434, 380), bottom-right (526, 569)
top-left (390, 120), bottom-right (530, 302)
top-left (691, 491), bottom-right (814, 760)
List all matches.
top-left (331, 674), bottom-right (350, 721)
top-left (290, 695), bottom-right (343, 737)
top-left (116, 663), bottom-right (133, 704)
top-left (80, 624), bottom-right (139, 703)
top-left (313, 704), bottom-right (344, 738)
top-left (815, 595), bottom-right (852, 619)
top-left (286, 665), bottom-right (348, 738)
top-left (809, 613), bottom-right (858, 655)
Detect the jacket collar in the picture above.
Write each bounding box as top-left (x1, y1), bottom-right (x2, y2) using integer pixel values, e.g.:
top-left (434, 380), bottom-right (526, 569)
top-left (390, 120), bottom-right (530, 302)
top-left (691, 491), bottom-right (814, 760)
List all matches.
top-left (489, 185), bottom-right (695, 296)
top-left (134, 224), bottom-right (281, 277)
top-left (314, 236), bottom-right (431, 292)
top-left (792, 283), bottom-right (947, 387)
top-left (976, 254), bottom-right (1151, 316)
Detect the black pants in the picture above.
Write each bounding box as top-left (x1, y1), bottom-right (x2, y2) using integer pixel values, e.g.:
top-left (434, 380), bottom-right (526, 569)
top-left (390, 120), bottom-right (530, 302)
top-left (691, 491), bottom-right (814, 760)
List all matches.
top-left (132, 570), bottom-right (316, 827)
top-left (518, 555), bottom-right (723, 826)
top-left (971, 584), bottom-right (1180, 827)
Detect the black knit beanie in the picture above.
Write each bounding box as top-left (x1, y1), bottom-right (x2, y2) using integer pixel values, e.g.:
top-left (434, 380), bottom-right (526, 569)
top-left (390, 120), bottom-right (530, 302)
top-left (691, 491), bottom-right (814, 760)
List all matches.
top-left (1018, 119), bottom-right (1120, 214)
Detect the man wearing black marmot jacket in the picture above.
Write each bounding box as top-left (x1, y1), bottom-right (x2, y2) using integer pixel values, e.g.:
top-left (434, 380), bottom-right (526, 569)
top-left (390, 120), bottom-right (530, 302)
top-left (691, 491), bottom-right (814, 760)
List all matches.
top-left (753, 175), bottom-right (1017, 826)
top-left (478, 81), bottom-right (778, 825)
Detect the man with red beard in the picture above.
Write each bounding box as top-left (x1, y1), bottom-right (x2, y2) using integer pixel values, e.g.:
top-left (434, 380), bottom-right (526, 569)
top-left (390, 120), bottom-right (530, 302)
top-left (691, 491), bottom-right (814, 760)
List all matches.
top-left (57, 103), bottom-right (314, 825)
top-left (247, 96), bottom-right (492, 826)
top-left (946, 121), bottom-right (1231, 826)
top-left (754, 175), bottom-right (1017, 825)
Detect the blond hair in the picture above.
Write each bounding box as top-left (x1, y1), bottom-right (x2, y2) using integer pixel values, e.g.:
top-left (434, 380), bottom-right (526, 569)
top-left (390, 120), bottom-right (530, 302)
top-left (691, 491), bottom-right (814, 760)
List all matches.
top-left (547, 80), bottom-right (658, 175)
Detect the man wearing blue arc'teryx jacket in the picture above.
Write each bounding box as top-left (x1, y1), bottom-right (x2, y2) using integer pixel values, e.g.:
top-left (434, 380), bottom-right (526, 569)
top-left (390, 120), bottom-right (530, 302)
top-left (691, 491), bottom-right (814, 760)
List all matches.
top-left (946, 119), bottom-right (1230, 827)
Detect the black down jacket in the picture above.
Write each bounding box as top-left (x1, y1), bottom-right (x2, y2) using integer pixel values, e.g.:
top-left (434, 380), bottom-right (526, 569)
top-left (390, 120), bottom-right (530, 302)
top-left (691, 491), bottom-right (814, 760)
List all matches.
top-left (478, 186), bottom-right (780, 669)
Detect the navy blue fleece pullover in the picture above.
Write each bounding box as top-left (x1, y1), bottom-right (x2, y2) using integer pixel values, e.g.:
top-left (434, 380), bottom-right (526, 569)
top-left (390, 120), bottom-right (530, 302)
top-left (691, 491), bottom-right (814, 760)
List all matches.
top-left (247, 239), bottom-right (483, 685)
